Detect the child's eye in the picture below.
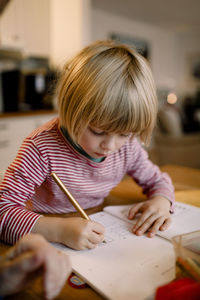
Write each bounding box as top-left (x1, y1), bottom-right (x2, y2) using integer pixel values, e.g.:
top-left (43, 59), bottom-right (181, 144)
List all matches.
top-left (120, 133), bottom-right (131, 137)
top-left (89, 127), bottom-right (105, 136)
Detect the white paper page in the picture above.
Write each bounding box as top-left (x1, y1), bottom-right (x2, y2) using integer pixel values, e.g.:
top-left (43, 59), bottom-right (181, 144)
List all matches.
top-left (52, 212), bottom-right (175, 300)
top-left (103, 202), bottom-right (200, 241)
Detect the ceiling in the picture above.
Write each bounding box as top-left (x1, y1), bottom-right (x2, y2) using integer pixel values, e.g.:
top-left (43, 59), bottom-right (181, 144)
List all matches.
top-left (92, 0), bottom-right (200, 34)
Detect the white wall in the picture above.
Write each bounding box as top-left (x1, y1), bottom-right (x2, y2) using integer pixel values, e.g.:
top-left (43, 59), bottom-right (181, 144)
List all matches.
top-left (91, 8), bottom-right (200, 99)
top-left (49, 0), bottom-right (92, 68)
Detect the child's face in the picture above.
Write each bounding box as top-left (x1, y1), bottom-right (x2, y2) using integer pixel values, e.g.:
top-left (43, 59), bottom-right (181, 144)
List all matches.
top-left (78, 126), bottom-right (131, 159)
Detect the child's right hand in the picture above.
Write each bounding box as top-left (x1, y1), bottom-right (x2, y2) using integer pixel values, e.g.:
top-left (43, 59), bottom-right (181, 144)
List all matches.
top-left (32, 216), bottom-right (105, 250)
top-left (57, 217), bottom-right (105, 250)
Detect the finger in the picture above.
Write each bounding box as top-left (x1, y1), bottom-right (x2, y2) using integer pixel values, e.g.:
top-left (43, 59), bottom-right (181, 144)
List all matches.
top-left (9, 251), bottom-right (42, 273)
top-left (87, 241), bottom-right (98, 249)
top-left (5, 234), bottom-right (46, 261)
top-left (128, 204), bottom-right (143, 219)
top-left (132, 210), bottom-right (154, 232)
top-left (82, 237), bottom-right (101, 250)
top-left (91, 221), bottom-right (105, 235)
top-left (147, 217), bottom-right (166, 237)
top-left (160, 217), bottom-right (172, 231)
top-left (89, 231), bottom-right (104, 244)
top-left (133, 213), bottom-right (159, 236)
top-left (44, 253), bottom-right (71, 300)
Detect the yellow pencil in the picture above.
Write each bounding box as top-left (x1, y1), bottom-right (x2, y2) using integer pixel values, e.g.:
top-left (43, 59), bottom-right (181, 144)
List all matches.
top-left (51, 172), bottom-right (90, 221)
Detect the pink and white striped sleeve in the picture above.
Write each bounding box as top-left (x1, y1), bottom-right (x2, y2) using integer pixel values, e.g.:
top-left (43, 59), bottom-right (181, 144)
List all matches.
top-left (0, 139), bottom-right (48, 244)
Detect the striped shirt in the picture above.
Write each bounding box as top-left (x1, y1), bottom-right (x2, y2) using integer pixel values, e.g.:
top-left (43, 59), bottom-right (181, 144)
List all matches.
top-left (0, 118), bottom-right (174, 244)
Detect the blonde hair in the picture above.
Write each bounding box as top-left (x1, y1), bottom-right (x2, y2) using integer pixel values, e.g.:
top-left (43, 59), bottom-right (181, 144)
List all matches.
top-left (58, 40), bottom-right (157, 145)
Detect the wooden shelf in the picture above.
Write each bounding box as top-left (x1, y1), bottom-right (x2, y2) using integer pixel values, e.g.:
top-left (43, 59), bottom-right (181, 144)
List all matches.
top-left (0, 109), bottom-right (57, 119)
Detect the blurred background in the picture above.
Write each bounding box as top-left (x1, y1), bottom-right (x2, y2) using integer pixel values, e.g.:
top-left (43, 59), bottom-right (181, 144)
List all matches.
top-left (0, 0), bottom-right (200, 170)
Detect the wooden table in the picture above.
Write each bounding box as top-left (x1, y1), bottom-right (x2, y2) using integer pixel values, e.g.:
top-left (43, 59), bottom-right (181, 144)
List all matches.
top-left (1, 164), bottom-right (200, 300)
top-left (160, 164), bottom-right (200, 191)
top-left (107, 164), bottom-right (200, 205)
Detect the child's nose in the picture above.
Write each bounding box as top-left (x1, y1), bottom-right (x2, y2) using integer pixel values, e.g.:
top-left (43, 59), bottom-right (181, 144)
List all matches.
top-left (101, 137), bottom-right (116, 152)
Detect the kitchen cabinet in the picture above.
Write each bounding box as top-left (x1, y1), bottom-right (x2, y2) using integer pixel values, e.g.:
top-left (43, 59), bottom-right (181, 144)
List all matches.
top-left (0, 112), bottom-right (56, 171)
top-left (0, 0), bottom-right (24, 49)
top-left (0, 0), bottom-right (91, 67)
top-left (0, 0), bottom-right (50, 57)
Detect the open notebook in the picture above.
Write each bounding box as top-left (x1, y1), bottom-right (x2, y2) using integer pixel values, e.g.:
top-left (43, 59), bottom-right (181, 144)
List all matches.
top-left (53, 202), bottom-right (200, 300)
top-left (103, 201), bottom-right (200, 241)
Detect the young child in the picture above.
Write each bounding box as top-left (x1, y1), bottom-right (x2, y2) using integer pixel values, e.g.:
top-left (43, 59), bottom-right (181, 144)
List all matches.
top-left (0, 40), bottom-right (174, 250)
top-left (0, 233), bottom-right (71, 299)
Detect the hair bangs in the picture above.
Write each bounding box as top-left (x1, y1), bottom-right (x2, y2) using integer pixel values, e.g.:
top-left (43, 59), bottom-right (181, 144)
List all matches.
top-left (89, 78), bottom-right (144, 136)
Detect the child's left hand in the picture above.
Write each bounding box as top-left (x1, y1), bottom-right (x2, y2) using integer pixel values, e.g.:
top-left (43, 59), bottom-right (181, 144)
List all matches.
top-left (128, 196), bottom-right (172, 237)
